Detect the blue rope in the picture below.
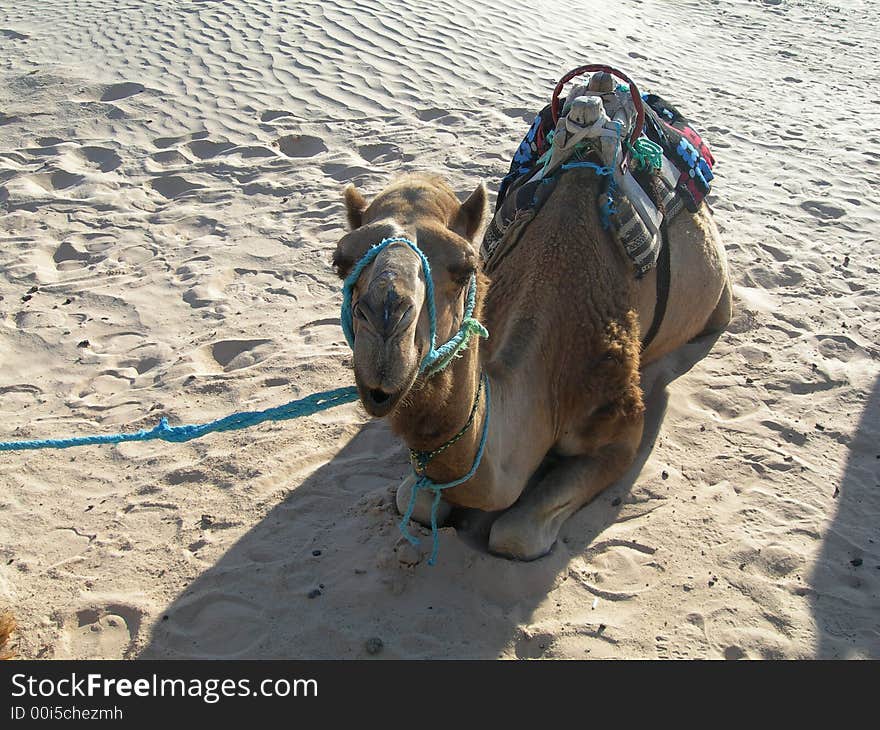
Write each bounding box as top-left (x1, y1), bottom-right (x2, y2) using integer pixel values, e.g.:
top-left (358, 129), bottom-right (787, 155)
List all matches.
top-left (555, 121), bottom-right (623, 229)
top-left (0, 387), bottom-right (359, 451)
top-left (560, 160), bottom-right (613, 176)
top-left (422, 275), bottom-right (488, 378)
top-left (399, 374), bottom-right (490, 565)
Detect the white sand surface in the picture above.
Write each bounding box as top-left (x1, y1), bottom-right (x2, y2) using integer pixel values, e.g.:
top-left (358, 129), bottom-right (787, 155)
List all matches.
top-left (0, 0), bottom-right (877, 659)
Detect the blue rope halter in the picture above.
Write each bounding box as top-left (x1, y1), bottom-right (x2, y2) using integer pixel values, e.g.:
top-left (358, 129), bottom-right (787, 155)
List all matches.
top-left (340, 236), bottom-right (487, 376)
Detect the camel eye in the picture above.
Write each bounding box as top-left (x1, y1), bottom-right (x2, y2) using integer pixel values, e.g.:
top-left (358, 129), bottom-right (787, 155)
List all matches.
top-left (447, 248), bottom-right (478, 287)
top-left (448, 263), bottom-right (475, 287)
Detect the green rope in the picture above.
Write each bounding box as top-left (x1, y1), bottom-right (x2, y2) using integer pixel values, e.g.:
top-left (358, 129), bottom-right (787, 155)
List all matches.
top-left (422, 318), bottom-right (488, 379)
top-left (627, 137), bottom-right (663, 172)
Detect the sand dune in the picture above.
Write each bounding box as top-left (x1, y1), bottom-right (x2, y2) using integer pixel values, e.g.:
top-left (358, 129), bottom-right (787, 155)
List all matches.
top-left (0, 0), bottom-right (877, 659)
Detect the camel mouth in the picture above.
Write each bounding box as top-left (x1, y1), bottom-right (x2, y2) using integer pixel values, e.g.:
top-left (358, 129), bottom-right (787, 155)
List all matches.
top-left (359, 384), bottom-right (405, 417)
top-left (370, 388), bottom-right (390, 405)
top-left (354, 358), bottom-right (420, 417)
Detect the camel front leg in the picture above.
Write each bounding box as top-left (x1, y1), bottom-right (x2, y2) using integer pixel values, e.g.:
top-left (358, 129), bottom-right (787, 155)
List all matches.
top-left (488, 418), bottom-right (644, 561)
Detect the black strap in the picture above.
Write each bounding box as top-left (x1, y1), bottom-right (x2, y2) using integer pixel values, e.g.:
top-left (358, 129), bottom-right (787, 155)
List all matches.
top-left (641, 222), bottom-right (670, 350)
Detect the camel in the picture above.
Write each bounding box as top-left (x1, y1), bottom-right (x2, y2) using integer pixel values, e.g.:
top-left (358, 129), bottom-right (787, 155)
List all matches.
top-left (333, 167), bottom-right (731, 561)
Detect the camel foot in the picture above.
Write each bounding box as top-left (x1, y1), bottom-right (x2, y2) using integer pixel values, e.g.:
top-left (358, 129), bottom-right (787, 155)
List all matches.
top-left (489, 425), bottom-right (643, 561)
top-left (488, 506), bottom-right (556, 561)
top-left (395, 473), bottom-right (452, 528)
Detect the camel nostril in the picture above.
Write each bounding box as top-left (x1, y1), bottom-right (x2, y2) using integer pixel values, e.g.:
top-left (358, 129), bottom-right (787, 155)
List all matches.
top-left (370, 388), bottom-right (391, 405)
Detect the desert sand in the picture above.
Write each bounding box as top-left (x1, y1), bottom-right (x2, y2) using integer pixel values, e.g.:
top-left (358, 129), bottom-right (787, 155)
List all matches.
top-left (0, 0), bottom-right (877, 659)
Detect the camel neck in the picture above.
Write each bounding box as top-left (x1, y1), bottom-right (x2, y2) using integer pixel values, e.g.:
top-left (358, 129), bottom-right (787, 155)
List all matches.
top-left (389, 340), bottom-right (486, 483)
top-left (409, 371), bottom-right (485, 475)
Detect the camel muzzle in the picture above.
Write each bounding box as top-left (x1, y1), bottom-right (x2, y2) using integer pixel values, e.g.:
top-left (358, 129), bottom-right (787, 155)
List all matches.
top-left (356, 282), bottom-right (416, 341)
top-left (354, 362), bottom-right (417, 417)
top-left (340, 235), bottom-right (488, 413)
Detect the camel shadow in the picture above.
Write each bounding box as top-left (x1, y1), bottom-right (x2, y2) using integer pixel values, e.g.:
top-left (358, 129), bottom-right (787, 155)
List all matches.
top-left (138, 333), bottom-right (722, 659)
top-left (807, 373), bottom-right (880, 658)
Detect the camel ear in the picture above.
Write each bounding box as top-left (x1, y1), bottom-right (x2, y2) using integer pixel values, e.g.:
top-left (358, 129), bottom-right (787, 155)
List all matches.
top-left (452, 182), bottom-right (488, 243)
top-left (344, 185), bottom-right (368, 230)
top-left (332, 228), bottom-right (371, 279)
top-left (332, 221), bottom-right (400, 279)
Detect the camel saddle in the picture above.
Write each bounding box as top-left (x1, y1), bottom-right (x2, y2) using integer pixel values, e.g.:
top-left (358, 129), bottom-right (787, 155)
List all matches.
top-left (480, 69), bottom-right (715, 349)
top-left (481, 71), bottom-right (715, 280)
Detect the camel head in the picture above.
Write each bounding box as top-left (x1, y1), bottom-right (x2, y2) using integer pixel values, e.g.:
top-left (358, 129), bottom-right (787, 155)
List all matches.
top-left (333, 174), bottom-right (488, 417)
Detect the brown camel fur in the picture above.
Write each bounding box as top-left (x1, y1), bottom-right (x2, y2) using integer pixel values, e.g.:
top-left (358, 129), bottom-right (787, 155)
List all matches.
top-left (334, 170), bottom-right (731, 560)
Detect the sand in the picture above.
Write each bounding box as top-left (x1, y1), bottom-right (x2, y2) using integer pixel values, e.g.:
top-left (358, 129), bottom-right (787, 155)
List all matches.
top-left (0, 0), bottom-right (877, 659)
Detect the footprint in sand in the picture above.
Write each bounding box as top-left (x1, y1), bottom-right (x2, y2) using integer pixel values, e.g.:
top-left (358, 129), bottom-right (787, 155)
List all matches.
top-left (501, 107), bottom-right (534, 122)
top-left (357, 142), bottom-right (402, 163)
top-left (182, 285), bottom-right (223, 309)
top-left (800, 200), bottom-right (845, 220)
top-left (187, 139), bottom-right (235, 160)
top-left (232, 145), bottom-right (276, 159)
top-left (40, 527), bottom-right (94, 569)
top-left (74, 145), bottom-right (122, 172)
top-left (569, 539), bottom-right (662, 601)
top-left (149, 149), bottom-right (192, 166)
top-left (117, 341), bottom-right (173, 376)
top-left (154, 592), bottom-right (266, 658)
top-left (415, 106), bottom-right (448, 122)
top-left (121, 502), bottom-right (181, 547)
top-left (758, 242), bottom-right (791, 263)
top-left (514, 629), bottom-right (556, 659)
top-left (208, 338), bottom-right (272, 371)
top-left (260, 109), bottom-right (293, 122)
top-left (100, 82), bottom-right (145, 102)
top-left (164, 467), bottom-right (209, 486)
top-left (276, 134), bottom-right (328, 157)
top-left (36, 135), bottom-right (64, 146)
top-left (0, 383), bottom-right (41, 412)
top-left (59, 605), bottom-right (142, 659)
top-left (816, 333), bottom-right (871, 361)
top-left (321, 161), bottom-right (371, 182)
top-left (753, 544), bottom-right (805, 578)
top-left (149, 174), bottom-right (203, 199)
top-left (53, 240), bottom-right (92, 266)
top-left (23, 142), bottom-right (61, 158)
top-left (29, 169), bottom-right (84, 192)
top-left (152, 131), bottom-right (209, 150)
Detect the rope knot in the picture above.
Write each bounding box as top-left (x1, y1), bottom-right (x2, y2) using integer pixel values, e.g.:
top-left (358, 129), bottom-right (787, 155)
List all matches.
top-left (462, 317), bottom-right (489, 340)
